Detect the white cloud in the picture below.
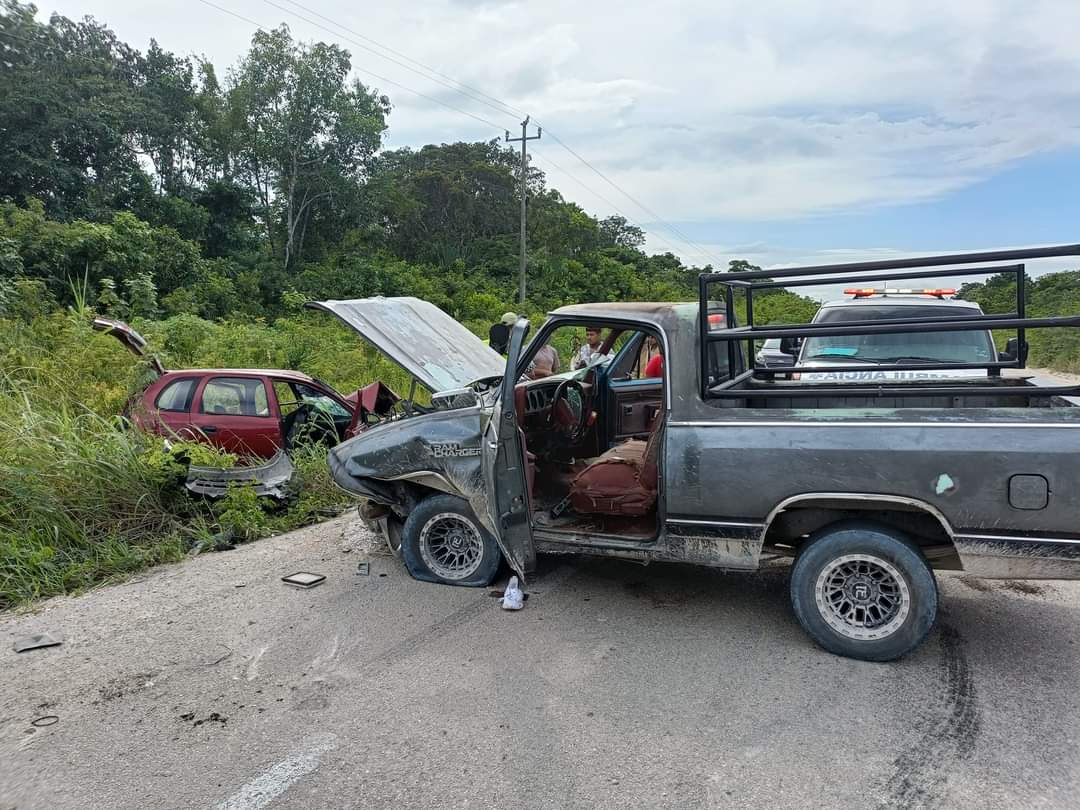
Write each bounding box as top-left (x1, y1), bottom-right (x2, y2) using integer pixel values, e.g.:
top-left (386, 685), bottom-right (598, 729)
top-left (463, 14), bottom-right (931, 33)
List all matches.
top-left (37, 0), bottom-right (1080, 227)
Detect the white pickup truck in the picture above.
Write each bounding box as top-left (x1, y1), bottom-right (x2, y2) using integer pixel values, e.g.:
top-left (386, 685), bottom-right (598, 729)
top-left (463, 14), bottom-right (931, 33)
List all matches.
top-left (792, 288), bottom-right (1011, 382)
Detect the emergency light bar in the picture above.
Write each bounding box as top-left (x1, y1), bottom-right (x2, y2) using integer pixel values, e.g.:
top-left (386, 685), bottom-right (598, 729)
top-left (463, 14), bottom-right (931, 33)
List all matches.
top-left (844, 288), bottom-right (957, 298)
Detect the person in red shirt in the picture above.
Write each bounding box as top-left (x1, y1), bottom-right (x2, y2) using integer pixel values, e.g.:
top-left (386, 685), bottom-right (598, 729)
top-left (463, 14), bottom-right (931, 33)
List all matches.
top-left (643, 335), bottom-right (664, 378)
top-left (644, 352), bottom-right (663, 378)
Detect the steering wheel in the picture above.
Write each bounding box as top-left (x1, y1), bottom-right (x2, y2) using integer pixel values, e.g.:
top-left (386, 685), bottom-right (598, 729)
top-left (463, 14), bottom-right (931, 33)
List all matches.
top-left (283, 401), bottom-right (338, 448)
top-left (547, 379), bottom-right (590, 444)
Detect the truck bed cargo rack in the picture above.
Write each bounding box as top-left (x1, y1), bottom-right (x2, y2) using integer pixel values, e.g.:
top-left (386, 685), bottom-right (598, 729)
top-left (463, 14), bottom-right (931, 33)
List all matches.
top-left (698, 244), bottom-right (1080, 400)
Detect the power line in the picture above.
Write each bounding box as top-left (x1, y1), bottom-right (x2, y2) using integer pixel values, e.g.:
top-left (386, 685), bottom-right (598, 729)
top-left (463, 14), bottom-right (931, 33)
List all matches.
top-left (272, 0), bottom-right (526, 120)
top-left (531, 151), bottom-right (709, 265)
top-left (204, 0), bottom-right (722, 266)
top-left (538, 128), bottom-right (723, 265)
top-left (250, 0), bottom-right (723, 265)
top-left (195, 0), bottom-right (508, 131)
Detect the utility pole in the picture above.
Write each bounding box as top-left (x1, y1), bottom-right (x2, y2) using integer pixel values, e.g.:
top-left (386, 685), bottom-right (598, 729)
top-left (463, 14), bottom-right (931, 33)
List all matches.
top-left (505, 115), bottom-right (541, 304)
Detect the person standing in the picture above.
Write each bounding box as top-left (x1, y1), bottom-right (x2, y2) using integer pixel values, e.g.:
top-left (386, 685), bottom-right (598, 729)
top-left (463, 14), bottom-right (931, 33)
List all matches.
top-left (572, 326), bottom-right (609, 369)
top-left (526, 343), bottom-right (561, 379)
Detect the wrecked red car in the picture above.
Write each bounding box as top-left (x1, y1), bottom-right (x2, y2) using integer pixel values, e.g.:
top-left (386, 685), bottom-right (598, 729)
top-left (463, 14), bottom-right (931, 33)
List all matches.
top-left (94, 318), bottom-right (397, 457)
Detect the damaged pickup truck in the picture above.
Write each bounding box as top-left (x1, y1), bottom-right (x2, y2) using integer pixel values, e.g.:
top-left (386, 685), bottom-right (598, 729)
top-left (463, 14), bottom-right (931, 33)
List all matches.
top-left (324, 245), bottom-right (1080, 662)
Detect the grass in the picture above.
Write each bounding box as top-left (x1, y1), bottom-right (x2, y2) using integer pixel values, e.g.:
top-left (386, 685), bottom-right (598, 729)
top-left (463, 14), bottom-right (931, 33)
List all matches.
top-left (0, 311), bottom-right (370, 609)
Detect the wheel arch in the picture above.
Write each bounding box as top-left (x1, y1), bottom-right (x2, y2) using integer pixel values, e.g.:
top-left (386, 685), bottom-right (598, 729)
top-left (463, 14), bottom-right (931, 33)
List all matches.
top-left (760, 492), bottom-right (960, 567)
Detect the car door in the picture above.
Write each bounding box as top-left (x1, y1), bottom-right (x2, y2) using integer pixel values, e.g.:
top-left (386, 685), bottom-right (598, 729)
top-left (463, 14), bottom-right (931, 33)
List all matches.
top-left (145, 376), bottom-right (199, 438)
top-left (189, 375), bottom-right (283, 457)
top-left (607, 332), bottom-right (663, 442)
top-left (482, 319), bottom-right (535, 578)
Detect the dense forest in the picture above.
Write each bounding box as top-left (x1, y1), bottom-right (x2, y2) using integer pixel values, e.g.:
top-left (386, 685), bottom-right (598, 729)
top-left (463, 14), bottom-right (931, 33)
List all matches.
top-left (0, 0), bottom-right (741, 323)
top-left (1, 1), bottom-right (1077, 605)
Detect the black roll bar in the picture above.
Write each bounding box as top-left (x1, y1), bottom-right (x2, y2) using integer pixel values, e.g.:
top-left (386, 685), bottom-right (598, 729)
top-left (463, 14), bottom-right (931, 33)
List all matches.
top-left (698, 244), bottom-right (1080, 400)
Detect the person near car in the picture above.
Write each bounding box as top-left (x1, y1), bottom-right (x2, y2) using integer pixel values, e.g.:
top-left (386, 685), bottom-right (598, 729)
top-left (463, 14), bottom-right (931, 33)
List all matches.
top-left (644, 343), bottom-right (664, 379)
top-left (488, 311), bottom-right (517, 355)
top-left (572, 326), bottom-right (609, 369)
top-left (640, 335), bottom-right (662, 378)
top-left (526, 343), bottom-right (561, 379)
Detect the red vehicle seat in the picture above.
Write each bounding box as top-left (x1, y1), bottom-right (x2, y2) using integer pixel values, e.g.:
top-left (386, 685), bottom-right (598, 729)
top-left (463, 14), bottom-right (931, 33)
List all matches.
top-left (568, 423), bottom-right (661, 517)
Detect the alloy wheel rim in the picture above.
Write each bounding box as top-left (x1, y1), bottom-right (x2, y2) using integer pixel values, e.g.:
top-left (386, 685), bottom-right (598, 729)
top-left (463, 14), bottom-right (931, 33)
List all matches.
top-left (814, 553), bottom-right (911, 641)
top-left (419, 512), bottom-right (484, 580)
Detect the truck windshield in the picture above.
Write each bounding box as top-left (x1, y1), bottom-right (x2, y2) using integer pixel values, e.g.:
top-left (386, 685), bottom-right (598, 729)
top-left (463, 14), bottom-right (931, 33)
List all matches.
top-left (801, 304), bottom-right (996, 364)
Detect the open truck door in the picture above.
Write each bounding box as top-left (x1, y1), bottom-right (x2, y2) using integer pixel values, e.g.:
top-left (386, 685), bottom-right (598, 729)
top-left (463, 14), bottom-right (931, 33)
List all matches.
top-left (482, 318), bottom-right (535, 578)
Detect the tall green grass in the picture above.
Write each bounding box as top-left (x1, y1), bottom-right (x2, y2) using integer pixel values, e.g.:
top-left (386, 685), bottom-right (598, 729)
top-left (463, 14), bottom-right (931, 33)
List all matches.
top-left (0, 311), bottom-right (369, 608)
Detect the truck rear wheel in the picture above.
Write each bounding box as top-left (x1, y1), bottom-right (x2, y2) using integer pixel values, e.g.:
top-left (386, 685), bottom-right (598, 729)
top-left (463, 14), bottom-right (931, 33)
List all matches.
top-left (400, 494), bottom-right (502, 587)
top-left (790, 521), bottom-right (937, 662)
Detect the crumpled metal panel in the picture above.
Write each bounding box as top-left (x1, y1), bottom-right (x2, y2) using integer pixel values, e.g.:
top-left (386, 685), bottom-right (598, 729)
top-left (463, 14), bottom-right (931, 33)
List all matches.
top-left (91, 317), bottom-right (165, 376)
top-left (185, 450), bottom-right (295, 500)
top-left (307, 297), bottom-right (505, 392)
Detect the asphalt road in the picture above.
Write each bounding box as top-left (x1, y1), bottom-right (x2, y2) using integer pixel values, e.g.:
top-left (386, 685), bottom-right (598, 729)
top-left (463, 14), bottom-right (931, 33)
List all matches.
top-left (2, 514), bottom-right (1079, 810)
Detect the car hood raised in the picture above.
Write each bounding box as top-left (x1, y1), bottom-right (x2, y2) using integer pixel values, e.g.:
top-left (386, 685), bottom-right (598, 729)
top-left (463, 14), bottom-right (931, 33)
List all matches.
top-left (307, 297), bottom-right (505, 392)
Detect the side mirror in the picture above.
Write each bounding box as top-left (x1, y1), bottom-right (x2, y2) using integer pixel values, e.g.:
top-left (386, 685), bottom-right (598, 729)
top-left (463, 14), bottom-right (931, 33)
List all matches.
top-left (1000, 337), bottom-right (1028, 364)
top-left (779, 336), bottom-right (802, 356)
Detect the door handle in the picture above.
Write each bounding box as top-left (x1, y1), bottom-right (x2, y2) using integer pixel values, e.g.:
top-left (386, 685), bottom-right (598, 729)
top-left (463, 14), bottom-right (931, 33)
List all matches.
top-left (203, 425), bottom-right (218, 433)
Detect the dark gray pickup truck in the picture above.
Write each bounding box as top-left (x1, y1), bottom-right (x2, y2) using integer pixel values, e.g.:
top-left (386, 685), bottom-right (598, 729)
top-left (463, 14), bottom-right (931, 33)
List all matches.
top-left (322, 245), bottom-right (1080, 661)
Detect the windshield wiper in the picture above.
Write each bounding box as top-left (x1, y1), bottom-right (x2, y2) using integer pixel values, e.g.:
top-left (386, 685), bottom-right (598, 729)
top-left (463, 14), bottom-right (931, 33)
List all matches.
top-left (803, 353), bottom-right (879, 363)
top-left (877, 355), bottom-right (960, 364)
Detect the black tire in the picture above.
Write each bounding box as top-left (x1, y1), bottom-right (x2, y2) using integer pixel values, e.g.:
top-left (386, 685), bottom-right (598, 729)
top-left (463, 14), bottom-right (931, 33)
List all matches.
top-left (790, 520), bottom-right (938, 662)
top-left (400, 494), bottom-right (502, 587)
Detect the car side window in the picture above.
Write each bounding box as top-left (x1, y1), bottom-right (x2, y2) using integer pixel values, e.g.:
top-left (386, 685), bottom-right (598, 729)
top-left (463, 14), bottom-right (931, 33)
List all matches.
top-left (155, 378), bottom-right (197, 412)
top-left (294, 383), bottom-right (351, 418)
top-left (200, 377), bottom-right (271, 417)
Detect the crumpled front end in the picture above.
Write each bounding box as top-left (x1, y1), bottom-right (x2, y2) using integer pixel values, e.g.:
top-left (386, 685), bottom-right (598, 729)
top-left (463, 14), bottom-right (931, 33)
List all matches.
top-left (327, 405), bottom-right (492, 526)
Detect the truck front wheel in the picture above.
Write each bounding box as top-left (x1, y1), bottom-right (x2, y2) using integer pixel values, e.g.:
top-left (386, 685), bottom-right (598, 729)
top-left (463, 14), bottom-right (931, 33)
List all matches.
top-left (790, 521), bottom-right (938, 662)
top-left (400, 494), bottom-right (502, 587)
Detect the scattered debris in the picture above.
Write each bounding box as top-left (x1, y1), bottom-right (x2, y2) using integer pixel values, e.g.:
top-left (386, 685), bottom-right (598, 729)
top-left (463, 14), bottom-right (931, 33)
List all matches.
top-left (30, 716), bottom-right (59, 728)
top-left (340, 545), bottom-right (353, 553)
top-left (282, 572), bottom-right (326, 589)
top-left (501, 576), bottom-right (525, 611)
top-left (12, 632), bottom-right (63, 653)
top-left (185, 451), bottom-right (294, 500)
top-left (356, 561), bottom-right (370, 576)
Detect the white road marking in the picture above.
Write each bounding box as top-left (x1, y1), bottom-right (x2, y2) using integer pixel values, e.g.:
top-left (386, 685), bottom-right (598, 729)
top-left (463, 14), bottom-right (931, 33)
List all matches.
top-left (214, 734), bottom-right (337, 810)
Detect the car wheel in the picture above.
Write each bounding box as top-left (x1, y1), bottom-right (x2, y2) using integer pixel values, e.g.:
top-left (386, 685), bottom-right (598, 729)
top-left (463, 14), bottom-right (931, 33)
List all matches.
top-left (400, 494), bottom-right (502, 587)
top-left (790, 520), bottom-right (937, 662)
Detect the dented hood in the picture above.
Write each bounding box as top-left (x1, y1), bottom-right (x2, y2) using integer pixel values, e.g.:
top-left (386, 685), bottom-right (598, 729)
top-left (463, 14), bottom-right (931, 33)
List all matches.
top-left (307, 297), bottom-right (504, 392)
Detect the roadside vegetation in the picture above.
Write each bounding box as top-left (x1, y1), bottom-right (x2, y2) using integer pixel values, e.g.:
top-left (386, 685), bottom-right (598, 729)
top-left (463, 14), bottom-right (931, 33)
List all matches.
top-left (1, 1), bottom-right (1077, 606)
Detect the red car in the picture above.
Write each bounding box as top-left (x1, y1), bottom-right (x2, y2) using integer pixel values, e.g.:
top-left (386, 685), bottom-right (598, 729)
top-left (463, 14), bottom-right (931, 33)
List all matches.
top-left (94, 318), bottom-right (396, 457)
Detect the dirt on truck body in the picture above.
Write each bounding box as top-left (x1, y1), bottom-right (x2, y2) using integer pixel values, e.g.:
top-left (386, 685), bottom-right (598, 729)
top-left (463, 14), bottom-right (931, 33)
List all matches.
top-left (323, 244), bottom-right (1080, 662)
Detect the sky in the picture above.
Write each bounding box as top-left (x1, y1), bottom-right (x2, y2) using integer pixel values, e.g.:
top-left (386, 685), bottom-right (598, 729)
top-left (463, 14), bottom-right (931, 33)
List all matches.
top-left (37, 0), bottom-right (1080, 293)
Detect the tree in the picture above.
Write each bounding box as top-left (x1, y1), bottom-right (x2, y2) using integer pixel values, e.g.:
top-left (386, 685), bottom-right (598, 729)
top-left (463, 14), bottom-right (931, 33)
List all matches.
top-left (227, 26), bottom-right (390, 270)
top-left (599, 215), bottom-right (645, 250)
